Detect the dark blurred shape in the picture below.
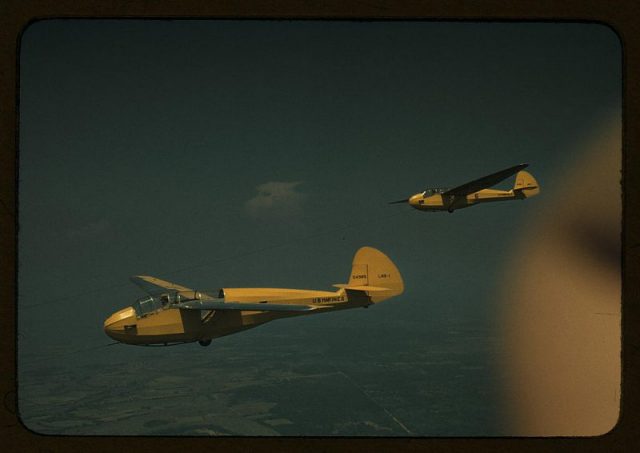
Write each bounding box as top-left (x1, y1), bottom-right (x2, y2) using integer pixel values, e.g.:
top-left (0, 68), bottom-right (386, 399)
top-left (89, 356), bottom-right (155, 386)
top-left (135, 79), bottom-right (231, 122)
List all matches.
top-left (501, 115), bottom-right (621, 435)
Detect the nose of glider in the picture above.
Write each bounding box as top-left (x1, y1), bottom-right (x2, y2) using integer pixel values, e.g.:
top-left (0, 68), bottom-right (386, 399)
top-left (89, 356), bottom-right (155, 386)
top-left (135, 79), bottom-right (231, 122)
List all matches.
top-left (408, 193), bottom-right (423, 207)
top-left (104, 307), bottom-right (137, 341)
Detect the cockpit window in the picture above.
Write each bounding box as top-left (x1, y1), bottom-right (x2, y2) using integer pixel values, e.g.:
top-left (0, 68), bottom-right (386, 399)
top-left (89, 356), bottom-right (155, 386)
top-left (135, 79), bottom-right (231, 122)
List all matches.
top-left (133, 296), bottom-right (164, 318)
top-left (423, 187), bottom-right (449, 196)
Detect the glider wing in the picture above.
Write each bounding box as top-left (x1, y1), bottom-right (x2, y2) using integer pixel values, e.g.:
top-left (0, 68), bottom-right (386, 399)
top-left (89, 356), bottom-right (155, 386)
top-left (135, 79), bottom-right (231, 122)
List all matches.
top-left (442, 163), bottom-right (529, 197)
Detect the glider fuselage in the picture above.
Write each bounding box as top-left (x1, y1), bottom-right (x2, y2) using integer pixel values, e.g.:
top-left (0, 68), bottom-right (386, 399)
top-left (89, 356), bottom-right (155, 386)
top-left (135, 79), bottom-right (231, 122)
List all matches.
top-left (409, 187), bottom-right (527, 212)
top-left (390, 165), bottom-right (540, 213)
top-left (103, 287), bottom-right (366, 346)
top-left (104, 247), bottom-right (403, 347)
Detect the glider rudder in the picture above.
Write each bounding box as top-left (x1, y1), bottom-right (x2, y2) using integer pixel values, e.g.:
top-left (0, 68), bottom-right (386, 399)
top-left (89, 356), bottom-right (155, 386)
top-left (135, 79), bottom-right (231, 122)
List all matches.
top-left (342, 247), bottom-right (404, 303)
top-left (513, 170), bottom-right (540, 198)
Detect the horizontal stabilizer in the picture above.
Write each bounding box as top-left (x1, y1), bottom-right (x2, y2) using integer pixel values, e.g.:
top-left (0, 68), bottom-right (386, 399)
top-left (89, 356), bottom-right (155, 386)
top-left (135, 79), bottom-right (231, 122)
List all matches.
top-left (333, 284), bottom-right (393, 292)
top-left (176, 299), bottom-right (326, 312)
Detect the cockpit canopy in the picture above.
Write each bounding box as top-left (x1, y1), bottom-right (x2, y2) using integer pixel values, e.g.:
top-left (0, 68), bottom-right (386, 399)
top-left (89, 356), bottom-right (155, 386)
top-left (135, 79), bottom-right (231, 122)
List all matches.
top-left (132, 289), bottom-right (224, 318)
top-left (132, 293), bottom-right (190, 317)
top-left (422, 187), bottom-right (449, 197)
top-left (133, 295), bottom-right (166, 317)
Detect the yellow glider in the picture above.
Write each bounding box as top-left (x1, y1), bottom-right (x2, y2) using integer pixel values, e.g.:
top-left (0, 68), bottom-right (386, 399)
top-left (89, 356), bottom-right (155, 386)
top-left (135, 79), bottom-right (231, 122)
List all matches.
top-left (104, 247), bottom-right (404, 347)
top-left (390, 163), bottom-right (540, 213)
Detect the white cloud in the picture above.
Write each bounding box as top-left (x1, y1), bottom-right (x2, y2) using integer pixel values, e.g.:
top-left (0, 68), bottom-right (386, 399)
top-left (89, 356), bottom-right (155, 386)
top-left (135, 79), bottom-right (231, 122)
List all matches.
top-left (244, 181), bottom-right (305, 218)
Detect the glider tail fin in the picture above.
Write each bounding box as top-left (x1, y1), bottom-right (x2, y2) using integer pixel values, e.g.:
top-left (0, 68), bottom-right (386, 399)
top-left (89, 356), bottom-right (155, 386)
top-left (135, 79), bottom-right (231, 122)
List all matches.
top-left (334, 247), bottom-right (404, 304)
top-left (513, 170), bottom-right (540, 198)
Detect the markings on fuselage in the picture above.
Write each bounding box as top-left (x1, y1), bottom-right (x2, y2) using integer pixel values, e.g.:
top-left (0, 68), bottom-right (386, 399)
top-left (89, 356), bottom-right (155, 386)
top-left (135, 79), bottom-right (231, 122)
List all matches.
top-left (312, 295), bottom-right (345, 303)
top-left (351, 274), bottom-right (366, 279)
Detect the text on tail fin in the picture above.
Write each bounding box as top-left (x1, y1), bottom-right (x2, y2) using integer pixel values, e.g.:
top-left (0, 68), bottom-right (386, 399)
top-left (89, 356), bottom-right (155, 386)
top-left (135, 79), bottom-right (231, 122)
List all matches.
top-left (344, 247), bottom-right (404, 303)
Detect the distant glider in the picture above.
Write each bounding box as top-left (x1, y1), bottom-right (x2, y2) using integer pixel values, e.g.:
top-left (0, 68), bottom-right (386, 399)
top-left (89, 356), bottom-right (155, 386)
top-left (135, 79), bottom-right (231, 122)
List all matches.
top-left (104, 247), bottom-right (403, 347)
top-left (390, 163), bottom-right (540, 213)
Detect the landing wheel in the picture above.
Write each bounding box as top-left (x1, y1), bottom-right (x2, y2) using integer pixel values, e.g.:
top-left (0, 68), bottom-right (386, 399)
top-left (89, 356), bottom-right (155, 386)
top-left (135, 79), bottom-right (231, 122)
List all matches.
top-left (198, 339), bottom-right (212, 347)
top-left (448, 209), bottom-right (454, 213)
